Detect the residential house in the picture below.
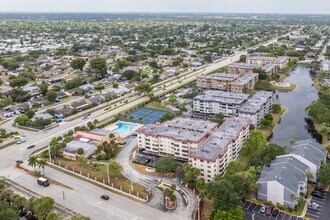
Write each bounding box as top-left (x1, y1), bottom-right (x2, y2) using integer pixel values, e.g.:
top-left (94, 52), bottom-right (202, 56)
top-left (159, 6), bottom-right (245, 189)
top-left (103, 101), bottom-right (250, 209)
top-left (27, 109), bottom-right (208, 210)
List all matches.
top-left (257, 155), bottom-right (308, 208)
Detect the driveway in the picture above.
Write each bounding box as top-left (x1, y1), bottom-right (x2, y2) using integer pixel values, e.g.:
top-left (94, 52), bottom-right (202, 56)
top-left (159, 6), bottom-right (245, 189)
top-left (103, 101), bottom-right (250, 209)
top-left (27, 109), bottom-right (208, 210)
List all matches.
top-left (243, 201), bottom-right (304, 220)
top-left (305, 192), bottom-right (330, 220)
top-left (116, 137), bottom-right (196, 219)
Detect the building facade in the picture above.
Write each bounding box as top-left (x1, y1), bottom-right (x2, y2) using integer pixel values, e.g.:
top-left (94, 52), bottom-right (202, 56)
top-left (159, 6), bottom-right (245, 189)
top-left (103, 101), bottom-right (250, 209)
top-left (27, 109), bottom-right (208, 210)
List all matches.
top-left (136, 117), bottom-right (250, 182)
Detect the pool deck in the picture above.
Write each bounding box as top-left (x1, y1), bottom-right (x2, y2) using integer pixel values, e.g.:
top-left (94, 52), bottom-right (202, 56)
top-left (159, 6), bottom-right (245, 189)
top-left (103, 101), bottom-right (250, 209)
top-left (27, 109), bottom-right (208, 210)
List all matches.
top-left (105, 121), bottom-right (143, 138)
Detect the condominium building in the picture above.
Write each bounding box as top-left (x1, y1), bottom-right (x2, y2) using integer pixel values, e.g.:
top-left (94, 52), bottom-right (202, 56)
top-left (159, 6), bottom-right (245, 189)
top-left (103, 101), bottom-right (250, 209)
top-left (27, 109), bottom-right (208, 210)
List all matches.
top-left (197, 73), bottom-right (239, 91)
top-left (189, 117), bottom-right (250, 182)
top-left (261, 63), bottom-right (278, 75)
top-left (227, 63), bottom-right (260, 75)
top-left (197, 72), bottom-right (259, 93)
top-left (246, 56), bottom-right (276, 65)
top-left (237, 91), bottom-right (275, 127)
top-left (230, 73), bottom-right (259, 93)
top-left (246, 55), bottom-right (289, 70)
top-left (193, 90), bottom-right (250, 116)
top-left (136, 117), bottom-right (250, 182)
top-left (193, 90), bottom-right (274, 127)
top-left (136, 117), bottom-right (218, 160)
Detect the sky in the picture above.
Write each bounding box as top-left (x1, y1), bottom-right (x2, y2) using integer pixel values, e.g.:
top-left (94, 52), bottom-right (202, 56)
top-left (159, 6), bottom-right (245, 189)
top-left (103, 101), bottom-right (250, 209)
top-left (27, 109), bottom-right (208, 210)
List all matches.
top-left (1, 0), bottom-right (330, 14)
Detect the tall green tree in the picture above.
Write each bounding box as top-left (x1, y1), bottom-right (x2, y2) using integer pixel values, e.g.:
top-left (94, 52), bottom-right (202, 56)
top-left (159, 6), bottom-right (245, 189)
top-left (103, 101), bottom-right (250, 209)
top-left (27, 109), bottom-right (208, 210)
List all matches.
top-left (70, 58), bottom-right (86, 71)
top-left (155, 155), bottom-right (178, 174)
top-left (90, 57), bottom-right (107, 78)
top-left (28, 156), bottom-right (38, 171)
top-left (0, 200), bottom-right (19, 220)
top-left (46, 91), bottom-right (58, 102)
top-left (33, 197), bottom-right (55, 220)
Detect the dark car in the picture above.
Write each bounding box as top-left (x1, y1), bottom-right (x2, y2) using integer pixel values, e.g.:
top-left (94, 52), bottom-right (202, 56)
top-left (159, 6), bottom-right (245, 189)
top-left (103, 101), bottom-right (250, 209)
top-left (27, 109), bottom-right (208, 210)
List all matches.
top-left (101, 195), bottom-right (109, 200)
top-left (315, 186), bottom-right (325, 193)
top-left (272, 209), bottom-right (279, 217)
top-left (266, 206), bottom-right (273, 216)
top-left (249, 203), bottom-right (256, 210)
top-left (312, 191), bottom-right (325, 199)
top-left (27, 145), bottom-right (35, 149)
top-left (16, 160), bottom-right (23, 164)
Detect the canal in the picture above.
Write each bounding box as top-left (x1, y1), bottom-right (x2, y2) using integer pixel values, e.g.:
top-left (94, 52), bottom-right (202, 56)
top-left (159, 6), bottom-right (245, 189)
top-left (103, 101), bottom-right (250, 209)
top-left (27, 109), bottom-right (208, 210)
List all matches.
top-left (270, 66), bottom-right (320, 146)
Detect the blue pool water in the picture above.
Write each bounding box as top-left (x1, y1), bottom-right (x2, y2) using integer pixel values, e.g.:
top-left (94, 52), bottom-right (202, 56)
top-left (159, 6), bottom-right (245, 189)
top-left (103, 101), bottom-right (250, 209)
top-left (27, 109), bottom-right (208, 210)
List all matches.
top-left (112, 122), bottom-right (137, 134)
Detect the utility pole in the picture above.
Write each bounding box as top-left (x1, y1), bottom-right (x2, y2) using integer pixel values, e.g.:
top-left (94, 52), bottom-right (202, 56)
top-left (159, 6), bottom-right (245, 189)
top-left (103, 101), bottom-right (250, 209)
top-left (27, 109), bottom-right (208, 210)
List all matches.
top-left (106, 162), bottom-right (110, 184)
top-left (62, 191), bottom-right (66, 216)
top-left (48, 147), bottom-right (52, 163)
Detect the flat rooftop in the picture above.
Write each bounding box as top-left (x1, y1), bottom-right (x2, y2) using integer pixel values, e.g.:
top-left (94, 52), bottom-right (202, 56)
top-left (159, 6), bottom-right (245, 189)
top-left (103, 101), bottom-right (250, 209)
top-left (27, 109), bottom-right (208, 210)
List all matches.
top-left (194, 90), bottom-right (250, 105)
top-left (64, 140), bottom-right (96, 155)
top-left (137, 117), bottom-right (217, 143)
top-left (247, 56), bottom-right (276, 61)
top-left (232, 73), bottom-right (258, 85)
top-left (189, 117), bottom-right (250, 161)
top-left (238, 91), bottom-right (274, 114)
top-left (261, 64), bottom-right (276, 72)
top-left (199, 72), bottom-right (238, 81)
top-left (228, 63), bottom-right (260, 68)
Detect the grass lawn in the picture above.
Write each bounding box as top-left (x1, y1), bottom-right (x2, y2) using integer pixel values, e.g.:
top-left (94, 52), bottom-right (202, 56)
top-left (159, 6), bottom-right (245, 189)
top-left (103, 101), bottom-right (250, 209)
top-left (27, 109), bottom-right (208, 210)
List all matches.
top-left (61, 96), bottom-right (75, 102)
top-left (201, 197), bottom-right (214, 220)
top-left (270, 84), bottom-right (297, 91)
top-left (53, 158), bottom-right (149, 198)
top-left (260, 106), bottom-right (287, 139)
top-left (294, 199), bottom-right (307, 216)
top-left (131, 162), bottom-right (180, 178)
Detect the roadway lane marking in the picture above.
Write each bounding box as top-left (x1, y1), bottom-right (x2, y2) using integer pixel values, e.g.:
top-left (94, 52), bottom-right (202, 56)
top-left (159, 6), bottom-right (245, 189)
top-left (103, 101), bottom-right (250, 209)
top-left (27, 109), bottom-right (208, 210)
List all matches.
top-left (87, 202), bottom-right (129, 220)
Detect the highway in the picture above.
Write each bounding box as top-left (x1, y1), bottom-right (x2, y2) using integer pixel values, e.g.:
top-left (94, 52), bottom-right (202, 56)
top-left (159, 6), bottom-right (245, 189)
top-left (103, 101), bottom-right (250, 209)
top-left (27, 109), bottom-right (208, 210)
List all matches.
top-left (0, 33), bottom-right (291, 220)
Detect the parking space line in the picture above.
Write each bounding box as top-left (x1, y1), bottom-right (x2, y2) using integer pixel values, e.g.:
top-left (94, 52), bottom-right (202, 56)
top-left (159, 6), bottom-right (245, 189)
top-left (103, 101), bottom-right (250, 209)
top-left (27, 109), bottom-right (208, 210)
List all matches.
top-left (281, 214), bottom-right (286, 220)
top-left (306, 212), bottom-right (320, 218)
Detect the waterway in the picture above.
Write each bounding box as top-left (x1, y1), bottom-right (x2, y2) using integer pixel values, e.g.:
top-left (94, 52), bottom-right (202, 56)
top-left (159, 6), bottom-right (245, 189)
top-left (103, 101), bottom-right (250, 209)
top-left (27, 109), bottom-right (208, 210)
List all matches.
top-left (269, 66), bottom-right (321, 146)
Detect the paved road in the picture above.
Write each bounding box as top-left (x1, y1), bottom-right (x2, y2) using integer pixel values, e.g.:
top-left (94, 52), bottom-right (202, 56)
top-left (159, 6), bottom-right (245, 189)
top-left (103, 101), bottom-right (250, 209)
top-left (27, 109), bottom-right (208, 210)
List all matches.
top-left (116, 137), bottom-right (196, 219)
top-left (0, 33), bottom-right (291, 220)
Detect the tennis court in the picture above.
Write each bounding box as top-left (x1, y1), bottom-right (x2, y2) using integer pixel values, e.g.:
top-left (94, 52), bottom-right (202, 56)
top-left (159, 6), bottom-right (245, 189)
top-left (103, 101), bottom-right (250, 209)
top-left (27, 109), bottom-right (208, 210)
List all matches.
top-left (127, 108), bottom-right (165, 124)
top-left (129, 108), bottom-right (152, 120)
top-left (142, 111), bottom-right (165, 123)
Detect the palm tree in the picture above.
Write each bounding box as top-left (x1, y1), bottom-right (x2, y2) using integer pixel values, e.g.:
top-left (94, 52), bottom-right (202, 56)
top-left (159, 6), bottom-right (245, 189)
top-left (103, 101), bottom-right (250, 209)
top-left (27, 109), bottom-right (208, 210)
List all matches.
top-left (28, 156), bottom-right (38, 171)
top-left (37, 159), bottom-right (47, 175)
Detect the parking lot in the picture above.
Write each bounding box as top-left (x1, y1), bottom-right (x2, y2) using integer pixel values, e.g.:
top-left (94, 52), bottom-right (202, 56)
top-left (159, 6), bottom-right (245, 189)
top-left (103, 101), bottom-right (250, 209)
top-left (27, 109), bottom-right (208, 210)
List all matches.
top-left (305, 192), bottom-right (330, 220)
top-left (243, 201), bottom-right (304, 220)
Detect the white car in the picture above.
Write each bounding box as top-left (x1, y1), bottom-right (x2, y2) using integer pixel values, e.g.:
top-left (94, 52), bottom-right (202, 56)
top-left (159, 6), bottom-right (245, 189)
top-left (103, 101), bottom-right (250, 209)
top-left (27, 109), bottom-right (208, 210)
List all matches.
top-left (309, 201), bottom-right (319, 208)
top-left (260, 206), bottom-right (267, 214)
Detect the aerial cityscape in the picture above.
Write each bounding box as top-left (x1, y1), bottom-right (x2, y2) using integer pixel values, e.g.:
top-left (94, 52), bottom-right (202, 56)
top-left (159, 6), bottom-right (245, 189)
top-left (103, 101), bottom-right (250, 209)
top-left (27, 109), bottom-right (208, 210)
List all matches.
top-left (1, 1), bottom-right (330, 220)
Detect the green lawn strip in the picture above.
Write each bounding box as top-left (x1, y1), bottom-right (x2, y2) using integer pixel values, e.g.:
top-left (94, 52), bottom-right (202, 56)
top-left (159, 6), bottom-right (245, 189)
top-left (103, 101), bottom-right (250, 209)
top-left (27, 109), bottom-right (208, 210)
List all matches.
top-left (260, 106), bottom-right (287, 139)
top-left (0, 140), bottom-right (17, 150)
top-left (49, 158), bottom-right (148, 199)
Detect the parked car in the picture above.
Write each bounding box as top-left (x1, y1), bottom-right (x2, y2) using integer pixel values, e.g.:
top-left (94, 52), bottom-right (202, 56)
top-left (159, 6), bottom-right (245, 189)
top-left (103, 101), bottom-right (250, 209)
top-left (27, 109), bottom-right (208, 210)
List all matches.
top-left (27, 145), bottom-right (35, 149)
top-left (309, 201), bottom-right (320, 208)
top-left (16, 160), bottom-right (23, 164)
top-left (315, 186), bottom-right (325, 193)
top-left (17, 139), bottom-right (26, 144)
top-left (272, 209), bottom-right (279, 217)
top-left (100, 195), bottom-right (109, 200)
top-left (249, 203), bottom-right (256, 210)
top-left (312, 191), bottom-right (325, 199)
top-left (260, 206), bottom-right (267, 214)
top-left (308, 204), bottom-right (318, 211)
top-left (266, 206), bottom-right (273, 216)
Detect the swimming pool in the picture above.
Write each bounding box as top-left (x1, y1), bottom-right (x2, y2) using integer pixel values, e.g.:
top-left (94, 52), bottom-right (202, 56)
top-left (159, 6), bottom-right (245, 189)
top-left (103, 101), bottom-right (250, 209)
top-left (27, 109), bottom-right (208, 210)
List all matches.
top-left (112, 122), bottom-right (137, 134)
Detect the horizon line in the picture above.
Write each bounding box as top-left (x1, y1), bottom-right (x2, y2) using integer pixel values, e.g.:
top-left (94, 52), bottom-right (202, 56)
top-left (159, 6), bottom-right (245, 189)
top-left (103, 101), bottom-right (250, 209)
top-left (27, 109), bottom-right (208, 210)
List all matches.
top-left (0, 11), bottom-right (329, 16)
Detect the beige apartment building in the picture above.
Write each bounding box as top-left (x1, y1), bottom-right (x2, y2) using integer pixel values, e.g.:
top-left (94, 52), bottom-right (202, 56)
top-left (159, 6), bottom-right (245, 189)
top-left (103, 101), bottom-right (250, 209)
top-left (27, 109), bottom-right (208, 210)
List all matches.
top-left (189, 117), bottom-right (250, 182)
top-left (136, 117), bottom-right (250, 182)
top-left (227, 63), bottom-right (260, 75)
top-left (197, 73), bottom-right (238, 91)
top-left (197, 72), bottom-right (258, 93)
